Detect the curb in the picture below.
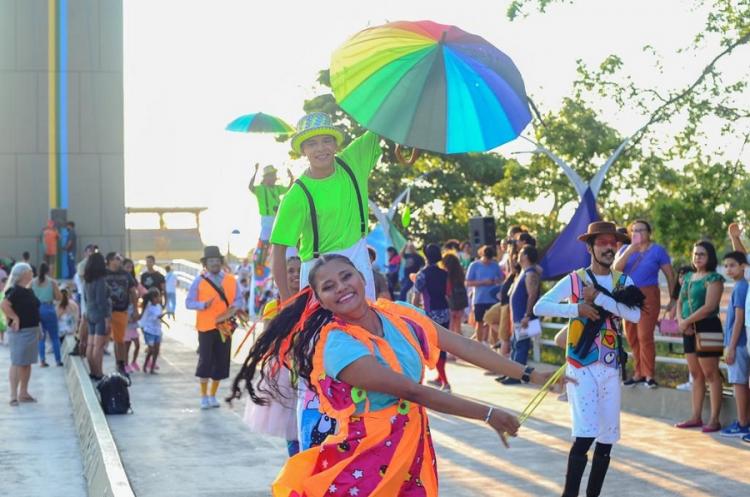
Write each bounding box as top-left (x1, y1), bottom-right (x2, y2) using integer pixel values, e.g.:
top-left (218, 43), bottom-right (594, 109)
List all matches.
top-left (63, 338), bottom-right (136, 497)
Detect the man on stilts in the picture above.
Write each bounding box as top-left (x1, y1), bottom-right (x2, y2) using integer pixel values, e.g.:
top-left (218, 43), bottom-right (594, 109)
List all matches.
top-left (535, 222), bottom-right (643, 497)
top-left (248, 163), bottom-right (293, 313)
top-left (269, 112), bottom-right (382, 450)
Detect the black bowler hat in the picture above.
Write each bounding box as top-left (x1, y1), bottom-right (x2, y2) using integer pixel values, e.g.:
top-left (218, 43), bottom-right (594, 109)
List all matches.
top-left (201, 246), bottom-right (224, 263)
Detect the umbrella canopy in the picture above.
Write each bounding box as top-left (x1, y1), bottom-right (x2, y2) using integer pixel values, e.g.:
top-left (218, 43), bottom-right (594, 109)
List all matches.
top-left (330, 20), bottom-right (532, 154)
top-left (225, 112), bottom-right (294, 134)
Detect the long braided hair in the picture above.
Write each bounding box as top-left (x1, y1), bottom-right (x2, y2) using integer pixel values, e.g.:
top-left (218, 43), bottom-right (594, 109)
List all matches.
top-left (229, 254), bottom-right (359, 405)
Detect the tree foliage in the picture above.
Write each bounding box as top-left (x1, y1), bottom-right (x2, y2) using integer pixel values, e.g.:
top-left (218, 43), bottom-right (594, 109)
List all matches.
top-left (293, 0), bottom-right (749, 259)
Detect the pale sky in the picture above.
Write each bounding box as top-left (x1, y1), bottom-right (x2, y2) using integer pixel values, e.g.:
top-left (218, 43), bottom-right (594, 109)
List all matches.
top-left (123, 0), bottom-right (724, 255)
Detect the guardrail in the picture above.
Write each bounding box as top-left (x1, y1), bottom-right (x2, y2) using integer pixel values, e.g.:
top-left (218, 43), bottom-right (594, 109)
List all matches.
top-left (532, 317), bottom-right (729, 371)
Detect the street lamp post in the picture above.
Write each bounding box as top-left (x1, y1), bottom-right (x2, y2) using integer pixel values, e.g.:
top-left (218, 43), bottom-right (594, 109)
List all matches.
top-left (227, 228), bottom-right (240, 266)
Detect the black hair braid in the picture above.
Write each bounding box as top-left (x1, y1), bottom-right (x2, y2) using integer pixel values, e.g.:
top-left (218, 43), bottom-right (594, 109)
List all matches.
top-left (227, 292), bottom-right (334, 405)
top-left (228, 253), bottom-right (355, 404)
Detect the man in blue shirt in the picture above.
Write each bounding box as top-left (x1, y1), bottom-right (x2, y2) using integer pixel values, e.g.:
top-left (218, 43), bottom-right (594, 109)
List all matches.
top-left (466, 245), bottom-right (503, 344)
top-left (719, 251), bottom-right (749, 438)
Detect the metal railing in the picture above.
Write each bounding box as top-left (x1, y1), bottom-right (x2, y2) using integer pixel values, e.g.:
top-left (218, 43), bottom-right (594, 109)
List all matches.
top-left (532, 306), bottom-right (730, 371)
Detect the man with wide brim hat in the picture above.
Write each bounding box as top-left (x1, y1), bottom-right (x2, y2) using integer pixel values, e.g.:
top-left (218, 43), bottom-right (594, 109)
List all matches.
top-left (186, 246), bottom-right (244, 409)
top-left (534, 221), bottom-right (641, 497)
top-left (268, 112), bottom-right (383, 452)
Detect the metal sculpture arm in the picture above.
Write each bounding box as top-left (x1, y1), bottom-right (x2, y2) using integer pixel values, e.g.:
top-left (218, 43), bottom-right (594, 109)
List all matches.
top-left (589, 136), bottom-right (631, 197)
top-left (516, 136), bottom-right (587, 198)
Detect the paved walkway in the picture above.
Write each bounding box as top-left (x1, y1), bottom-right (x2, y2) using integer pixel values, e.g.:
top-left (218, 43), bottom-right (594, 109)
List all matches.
top-left (0, 339), bottom-right (87, 497)
top-left (116, 303), bottom-right (750, 497)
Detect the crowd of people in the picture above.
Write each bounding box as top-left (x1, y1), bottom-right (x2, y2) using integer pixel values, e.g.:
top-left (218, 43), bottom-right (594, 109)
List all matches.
top-left (3, 110), bottom-right (749, 497)
top-left (223, 112), bottom-right (749, 497)
top-left (0, 247), bottom-right (177, 405)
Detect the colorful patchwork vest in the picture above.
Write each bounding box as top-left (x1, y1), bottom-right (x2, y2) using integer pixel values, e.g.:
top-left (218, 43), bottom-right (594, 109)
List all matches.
top-left (567, 269), bottom-right (626, 369)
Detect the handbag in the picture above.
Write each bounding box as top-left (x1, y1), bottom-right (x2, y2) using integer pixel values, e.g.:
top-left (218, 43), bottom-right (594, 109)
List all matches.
top-left (657, 315), bottom-right (680, 336)
top-left (514, 318), bottom-right (542, 340)
top-left (686, 275), bottom-right (724, 353)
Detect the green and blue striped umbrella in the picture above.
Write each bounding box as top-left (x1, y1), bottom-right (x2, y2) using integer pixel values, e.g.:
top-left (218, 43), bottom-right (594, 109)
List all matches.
top-left (226, 112), bottom-right (294, 134)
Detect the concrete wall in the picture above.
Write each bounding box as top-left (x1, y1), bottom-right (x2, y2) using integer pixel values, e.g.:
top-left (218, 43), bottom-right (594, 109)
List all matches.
top-left (0, 0), bottom-right (125, 263)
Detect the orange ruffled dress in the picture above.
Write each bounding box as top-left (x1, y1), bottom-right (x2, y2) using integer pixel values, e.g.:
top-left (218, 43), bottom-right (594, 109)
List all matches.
top-left (272, 300), bottom-right (441, 497)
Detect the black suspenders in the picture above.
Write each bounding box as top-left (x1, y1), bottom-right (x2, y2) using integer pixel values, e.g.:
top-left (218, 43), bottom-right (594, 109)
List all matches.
top-left (294, 157), bottom-right (366, 259)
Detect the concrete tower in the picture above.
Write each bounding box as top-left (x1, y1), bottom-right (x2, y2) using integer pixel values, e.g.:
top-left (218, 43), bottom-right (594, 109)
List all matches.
top-left (0, 0), bottom-right (125, 269)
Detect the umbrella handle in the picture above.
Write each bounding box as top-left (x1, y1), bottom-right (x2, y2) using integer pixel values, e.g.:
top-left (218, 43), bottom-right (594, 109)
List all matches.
top-left (395, 145), bottom-right (420, 165)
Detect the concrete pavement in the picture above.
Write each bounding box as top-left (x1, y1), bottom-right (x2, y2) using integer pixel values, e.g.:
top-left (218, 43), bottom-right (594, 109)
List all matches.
top-left (0, 340), bottom-right (87, 497)
top-left (118, 310), bottom-right (750, 497)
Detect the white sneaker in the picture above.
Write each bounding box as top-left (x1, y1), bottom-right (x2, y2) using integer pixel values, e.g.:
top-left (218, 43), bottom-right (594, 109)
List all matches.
top-left (208, 396), bottom-right (220, 408)
top-left (200, 396), bottom-right (211, 409)
top-left (676, 381), bottom-right (693, 391)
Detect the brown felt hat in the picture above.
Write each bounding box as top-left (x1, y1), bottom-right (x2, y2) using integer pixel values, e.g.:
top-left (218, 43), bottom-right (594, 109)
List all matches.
top-left (577, 221), bottom-right (630, 243)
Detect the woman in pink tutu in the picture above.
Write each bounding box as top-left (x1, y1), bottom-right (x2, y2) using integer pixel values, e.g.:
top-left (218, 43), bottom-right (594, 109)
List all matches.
top-left (242, 254), bottom-right (301, 455)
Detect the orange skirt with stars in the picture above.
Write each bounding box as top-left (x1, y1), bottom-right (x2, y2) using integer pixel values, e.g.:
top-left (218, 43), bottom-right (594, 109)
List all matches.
top-left (272, 300), bottom-right (441, 497)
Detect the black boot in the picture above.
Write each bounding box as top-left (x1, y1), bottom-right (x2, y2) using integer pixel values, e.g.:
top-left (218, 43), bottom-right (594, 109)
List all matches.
top-left (561, 454), bottom-right (588, 497)
top-left (586, 452), bottom-right (610, 497)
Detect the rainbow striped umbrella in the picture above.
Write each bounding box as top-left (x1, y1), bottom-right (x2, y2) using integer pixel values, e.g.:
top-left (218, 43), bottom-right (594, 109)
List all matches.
top-left (225, 112), bottom-right (294, 134)
top-left (331, 20), bottom-right (532, 154)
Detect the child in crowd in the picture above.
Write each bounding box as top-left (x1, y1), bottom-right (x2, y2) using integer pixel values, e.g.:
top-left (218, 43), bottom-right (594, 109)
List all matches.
top-left (242, 254), bottom-right (301, 457)
top-left (164, 265), bottom-right (177, 320)
top-left (124, 302), bottom-right (141, 372)
top-left (56, 287), bottom-right (79, 343)
top-left (139, 288), bottom-right (166, 374)
top-left (720, 251), bottom-right (750, 438)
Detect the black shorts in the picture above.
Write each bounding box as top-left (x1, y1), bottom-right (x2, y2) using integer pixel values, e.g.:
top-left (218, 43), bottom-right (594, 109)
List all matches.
top-left (682, 316), bottom-right (723, 358)
top-left (473, 303), bottom-right (494, 323)
top-left (195, 330), bottom-right (231, 380)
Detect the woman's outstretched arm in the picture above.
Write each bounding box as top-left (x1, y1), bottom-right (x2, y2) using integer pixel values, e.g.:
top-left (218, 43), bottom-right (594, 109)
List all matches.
top-left (337, 356), bottom-right (520, 447)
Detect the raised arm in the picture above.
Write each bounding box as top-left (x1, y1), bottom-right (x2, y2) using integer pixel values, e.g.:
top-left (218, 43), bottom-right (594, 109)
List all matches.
top-left (728, 223), bottom-right (747, 254)
top-left (613, 244), bottom-right (636, 272)
top-left (248, 163), bottom-right (260, 193)
top-left (337, 355), bottom-right (521, 446)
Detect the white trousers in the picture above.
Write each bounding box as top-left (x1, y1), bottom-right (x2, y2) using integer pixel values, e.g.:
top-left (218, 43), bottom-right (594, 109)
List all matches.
top-left (566, 362), bottom-right (621, 444)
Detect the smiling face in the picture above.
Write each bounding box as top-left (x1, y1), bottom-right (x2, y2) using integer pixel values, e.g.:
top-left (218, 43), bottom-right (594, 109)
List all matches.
top-left (588, 234), bottom-right (618, 267)
top-left (311, 258), bottom-right (368, 318)
top-left (287, 258), bottom-right (301, 294)
top-left (300, 134), bottom-right (338, 172)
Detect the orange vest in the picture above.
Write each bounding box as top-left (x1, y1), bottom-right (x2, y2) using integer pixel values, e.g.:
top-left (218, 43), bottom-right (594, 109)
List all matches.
top-left (195, 273), bottom-right (238, 332)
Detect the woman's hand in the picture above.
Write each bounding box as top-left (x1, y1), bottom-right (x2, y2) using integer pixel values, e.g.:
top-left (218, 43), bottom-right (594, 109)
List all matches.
top-left (487, 407), bottom-right (520, 448)
top-left (10, 318), bottom-right (19, 332)
top-left (678, 318), bottom-right (693, 335)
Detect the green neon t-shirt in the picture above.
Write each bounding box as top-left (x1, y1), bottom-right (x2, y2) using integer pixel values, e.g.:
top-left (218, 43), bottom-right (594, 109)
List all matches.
top-left (270, 131), bottom-right (381, 261)
top-left (251, 184), bottom-right (288, 217)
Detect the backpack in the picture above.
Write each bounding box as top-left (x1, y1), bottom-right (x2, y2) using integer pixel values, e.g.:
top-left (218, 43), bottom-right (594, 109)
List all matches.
top-left (97, 373), bottom-right (132, 414)
top-left (448, 283), bottom-right (469, 311)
